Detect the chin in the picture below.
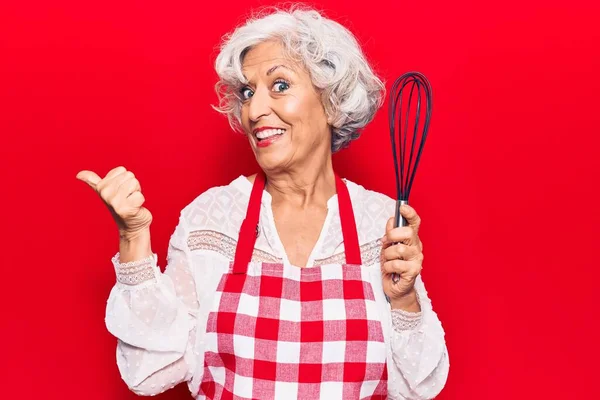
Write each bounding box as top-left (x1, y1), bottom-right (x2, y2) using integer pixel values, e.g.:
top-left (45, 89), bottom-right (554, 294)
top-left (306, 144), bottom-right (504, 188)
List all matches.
top-left (255, 153), bottom-right (290, 173)
top-left (251, 138), bottom-right (292, 170)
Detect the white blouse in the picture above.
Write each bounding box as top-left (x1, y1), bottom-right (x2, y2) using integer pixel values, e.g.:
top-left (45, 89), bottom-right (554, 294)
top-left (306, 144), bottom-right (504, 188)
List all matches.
top-left (105, 175), bottom-right (449, 399)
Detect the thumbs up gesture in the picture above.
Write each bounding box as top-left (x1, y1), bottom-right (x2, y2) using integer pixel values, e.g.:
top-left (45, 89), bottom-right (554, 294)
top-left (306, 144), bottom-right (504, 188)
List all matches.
top-left (76, 166), bottom-right (153, 239)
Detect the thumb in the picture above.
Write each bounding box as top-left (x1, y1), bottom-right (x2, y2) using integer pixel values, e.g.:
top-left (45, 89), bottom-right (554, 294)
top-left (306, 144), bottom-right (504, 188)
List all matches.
top-left (76, 170), bottom-right (101, 190)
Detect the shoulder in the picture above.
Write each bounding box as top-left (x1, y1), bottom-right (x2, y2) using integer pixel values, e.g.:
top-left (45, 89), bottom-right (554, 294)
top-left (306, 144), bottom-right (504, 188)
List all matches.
top-left (346, 179), bottom-right (396, 217)
top-left (345, 179), bottom-right (396, 240)
top-left (179, 175), bottom-right (251, 233)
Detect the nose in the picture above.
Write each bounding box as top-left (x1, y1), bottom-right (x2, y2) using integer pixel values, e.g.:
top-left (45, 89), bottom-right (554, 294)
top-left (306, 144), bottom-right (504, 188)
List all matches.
top-left (247, 86), bottom-right (272, 122)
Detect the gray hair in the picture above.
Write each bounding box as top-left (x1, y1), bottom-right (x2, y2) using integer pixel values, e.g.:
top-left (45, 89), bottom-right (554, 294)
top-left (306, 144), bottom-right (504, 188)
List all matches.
top-left (212, 4), bottom-right (386, 152)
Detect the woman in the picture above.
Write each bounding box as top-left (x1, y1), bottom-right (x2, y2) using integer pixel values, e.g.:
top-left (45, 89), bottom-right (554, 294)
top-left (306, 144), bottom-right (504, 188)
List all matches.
top-left (77, 6), bottom-right (449, 399)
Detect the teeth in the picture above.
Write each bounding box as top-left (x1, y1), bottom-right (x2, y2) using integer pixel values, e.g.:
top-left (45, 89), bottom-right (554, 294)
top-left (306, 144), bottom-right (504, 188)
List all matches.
top-left (256, 129), bottom-right (285, 140)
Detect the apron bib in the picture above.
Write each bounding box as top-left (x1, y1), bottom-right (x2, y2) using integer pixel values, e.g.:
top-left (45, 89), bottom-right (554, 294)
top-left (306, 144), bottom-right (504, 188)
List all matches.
top-left (199, 172), bottom-right (388, 399)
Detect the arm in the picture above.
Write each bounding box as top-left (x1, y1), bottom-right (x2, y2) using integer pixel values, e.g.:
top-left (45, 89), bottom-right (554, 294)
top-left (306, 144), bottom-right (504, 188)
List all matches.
top-left (388, 275), bottom-right (450, 400)
top-left (104, 212), bottom-right (199, 396)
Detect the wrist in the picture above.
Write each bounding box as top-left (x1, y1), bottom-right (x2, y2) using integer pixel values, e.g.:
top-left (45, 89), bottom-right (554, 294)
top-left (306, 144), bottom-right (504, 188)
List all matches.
top-left (119, 227), bottom-right (150, 243)
top-left (119, 228), bottom-right (152, 263)
top-left (390, 288), bottom-right (421, 312)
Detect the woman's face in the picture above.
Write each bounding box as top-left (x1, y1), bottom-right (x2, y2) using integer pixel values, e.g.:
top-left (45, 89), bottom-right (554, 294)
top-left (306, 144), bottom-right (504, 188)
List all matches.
top-left (239, 40), bottom-right (331, 173)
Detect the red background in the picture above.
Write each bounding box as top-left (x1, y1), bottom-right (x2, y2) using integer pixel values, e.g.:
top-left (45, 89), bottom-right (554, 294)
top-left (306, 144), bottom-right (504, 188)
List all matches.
top-left (1, 0), bottom-right (599, 399)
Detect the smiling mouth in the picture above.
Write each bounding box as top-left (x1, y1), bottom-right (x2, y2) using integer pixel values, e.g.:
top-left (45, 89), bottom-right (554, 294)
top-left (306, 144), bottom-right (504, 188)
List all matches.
top-left (255, 128), bottom-right (286, 141)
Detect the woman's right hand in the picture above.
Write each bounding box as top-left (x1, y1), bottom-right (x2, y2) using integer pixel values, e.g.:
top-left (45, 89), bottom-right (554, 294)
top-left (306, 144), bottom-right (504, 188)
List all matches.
top-left (76, 166), bottom-right (153, 240)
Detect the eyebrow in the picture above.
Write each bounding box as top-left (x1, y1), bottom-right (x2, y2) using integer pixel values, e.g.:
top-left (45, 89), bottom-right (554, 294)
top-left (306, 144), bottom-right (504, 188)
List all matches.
top-left (266, 64), bottom-right (294, 76)
top-left (242, 64), bottom-right (294, 83)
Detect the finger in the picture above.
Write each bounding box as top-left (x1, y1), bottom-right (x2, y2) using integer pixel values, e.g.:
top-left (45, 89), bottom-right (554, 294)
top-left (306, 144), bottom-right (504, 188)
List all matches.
top-left (99, 171), bottom-right (135, 200)
top-left (399, 204), bottom-right (422, 233)
top-left (383, 226), bottom-right (415, 246)
top-left (382, 217), bottom-right (394, 248)
top-left (383, 217), bottom-right (412, 246)
top-left (385, 216), bottom-right (395, 234)
top-left (381, 259), bottom-right (422, 278)
top-left (127, 191), bottom-right (145, 208)
top-left (76, 170), bottom-right (102, 190)
top-left (120, 178), bottom-right (141, 198)
top-left (105, 166), bottom-right (128, 180)
top-left (382, 242), bottom-right (420, 262)
top-left (114, 171), bottom-right (135, 190)
top-left (96, 167), bottom-right (129, 194)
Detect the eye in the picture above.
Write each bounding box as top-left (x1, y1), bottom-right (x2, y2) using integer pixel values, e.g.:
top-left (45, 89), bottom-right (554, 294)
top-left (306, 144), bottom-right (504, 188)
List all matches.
top-left (239, 87), bottom-right (254, 100)
top-left (273, 79), bottom-right (290, 93)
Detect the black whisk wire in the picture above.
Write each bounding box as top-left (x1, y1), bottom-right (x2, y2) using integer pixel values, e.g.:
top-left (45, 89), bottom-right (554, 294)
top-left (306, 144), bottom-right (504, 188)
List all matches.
top-left (389, 71), bottom-right (433, 229)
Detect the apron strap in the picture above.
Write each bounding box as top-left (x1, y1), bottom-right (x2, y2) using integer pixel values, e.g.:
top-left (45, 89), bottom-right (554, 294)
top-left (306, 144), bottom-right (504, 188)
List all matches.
top-left (232, 171), bottom-right (362, 274)
top-left (232, 171), bottom-right (266, 274)
top-left (335, 174), bottom-right (362, 265)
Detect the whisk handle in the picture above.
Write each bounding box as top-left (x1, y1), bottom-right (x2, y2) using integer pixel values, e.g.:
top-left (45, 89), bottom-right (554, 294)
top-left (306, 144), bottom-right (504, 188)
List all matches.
top-left (394, 199), bottom-right (409, 228)
top-left (391, 199), bottom-right (409, 285)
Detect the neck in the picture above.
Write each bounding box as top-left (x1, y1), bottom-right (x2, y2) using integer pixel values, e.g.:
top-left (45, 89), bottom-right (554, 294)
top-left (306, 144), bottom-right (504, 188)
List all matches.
top-left (264, 155), bottom-right (335, 210)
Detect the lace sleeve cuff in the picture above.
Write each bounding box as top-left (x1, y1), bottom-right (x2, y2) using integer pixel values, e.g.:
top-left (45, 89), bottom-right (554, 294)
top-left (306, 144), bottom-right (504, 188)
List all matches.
top-left (391, 308), bottom-right (423, 332)
top-left (111, 252), bottom-right (158, 285)
top-left (390, 290), bottom-right (424, 332)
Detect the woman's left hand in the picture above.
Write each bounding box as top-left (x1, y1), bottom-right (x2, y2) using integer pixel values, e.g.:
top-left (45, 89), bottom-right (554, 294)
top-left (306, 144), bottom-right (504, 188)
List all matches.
top-left (381, 204), bottom-right (424, 311)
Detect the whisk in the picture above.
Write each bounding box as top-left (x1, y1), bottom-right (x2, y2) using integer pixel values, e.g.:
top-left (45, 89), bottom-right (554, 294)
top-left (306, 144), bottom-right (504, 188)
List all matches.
top-left (388, 71), bottom-right (433, 283)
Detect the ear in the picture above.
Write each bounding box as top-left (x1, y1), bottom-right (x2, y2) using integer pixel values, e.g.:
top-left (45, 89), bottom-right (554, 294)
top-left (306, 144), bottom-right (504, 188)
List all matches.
top-left (323, 105), bottom-right (335, 126)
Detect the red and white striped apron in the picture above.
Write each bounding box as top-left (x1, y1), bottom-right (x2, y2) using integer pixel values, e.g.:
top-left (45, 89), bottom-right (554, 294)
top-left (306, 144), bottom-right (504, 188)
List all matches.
top-left (199, 172), bottom-right (388, 399)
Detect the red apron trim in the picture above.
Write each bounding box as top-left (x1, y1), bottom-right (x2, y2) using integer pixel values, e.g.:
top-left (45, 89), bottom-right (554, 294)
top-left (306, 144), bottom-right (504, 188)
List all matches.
top-left (233, 171), bottom-right (362, 274)
top-left (232, 171), bottom-right (266, 274)
top-left (335, 174), bottom-right (361, 265)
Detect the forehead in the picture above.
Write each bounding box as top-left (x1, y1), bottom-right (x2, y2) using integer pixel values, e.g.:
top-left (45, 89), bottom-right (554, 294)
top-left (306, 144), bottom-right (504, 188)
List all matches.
top-left (241, 41), bottom-right (300, 78)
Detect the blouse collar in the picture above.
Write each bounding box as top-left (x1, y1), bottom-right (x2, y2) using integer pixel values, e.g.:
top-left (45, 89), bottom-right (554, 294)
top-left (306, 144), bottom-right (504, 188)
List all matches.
top-left (231, 174), bottom-right (357, 211)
